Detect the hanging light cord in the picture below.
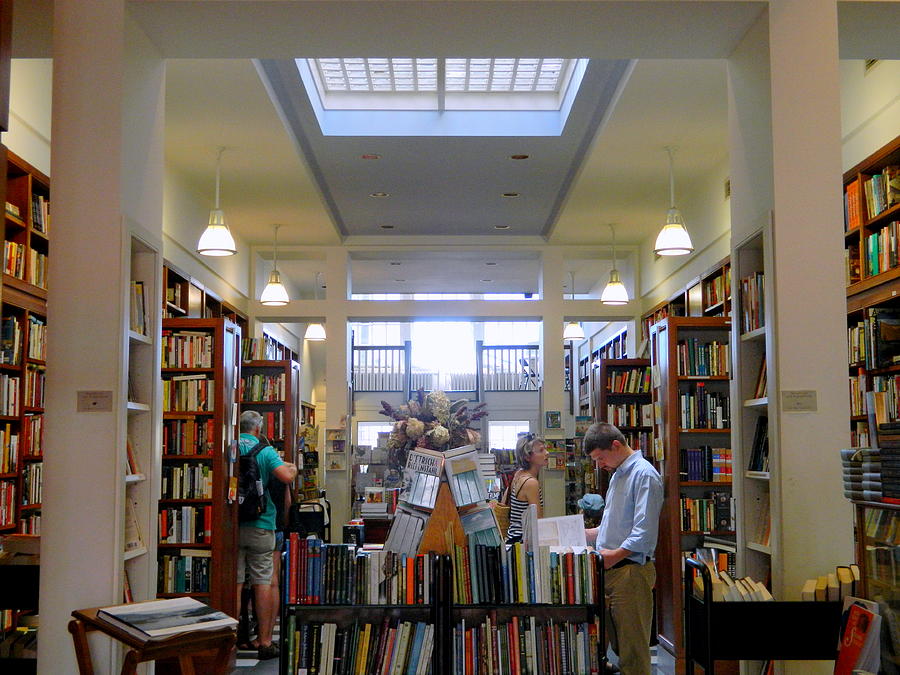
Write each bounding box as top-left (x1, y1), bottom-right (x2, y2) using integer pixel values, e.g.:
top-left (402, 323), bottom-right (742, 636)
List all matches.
top-left (609, 224), bottom-right (617, 271)
top-left (272, 224), bottom-right (280, 272)
top-left (570, 271), bottom-right (576, 301)
top-left (214, 146), bottom-right (225, 210)
top-left (666, 145), bottom-right (676, 209)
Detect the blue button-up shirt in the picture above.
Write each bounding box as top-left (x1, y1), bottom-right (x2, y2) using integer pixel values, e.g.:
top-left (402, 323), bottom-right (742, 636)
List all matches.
top-left (597, 450), bottom-right (664, 564)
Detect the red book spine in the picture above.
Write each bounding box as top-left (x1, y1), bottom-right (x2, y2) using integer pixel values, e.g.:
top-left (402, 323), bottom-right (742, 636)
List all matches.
top-left (415, 554), bottom-right (425, 604)
top-left (406, 556), bottom-right (415, 605)
top-left (564, 552), bottom-right (575, 604)
top-left (289, 532), bottom-right (299, 604)
top-left (510, 616), bottom-right (521, 675)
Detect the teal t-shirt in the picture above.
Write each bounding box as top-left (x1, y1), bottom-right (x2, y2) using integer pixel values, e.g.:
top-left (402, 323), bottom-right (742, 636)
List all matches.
top-left (239, 432), bottom-right (284, 531)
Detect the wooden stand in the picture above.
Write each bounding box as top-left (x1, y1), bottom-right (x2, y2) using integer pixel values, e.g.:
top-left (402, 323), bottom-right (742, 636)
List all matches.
top-left (67, 607), bottom-right (236, 675)
top-left (417, 482), bottom-right (465, 555)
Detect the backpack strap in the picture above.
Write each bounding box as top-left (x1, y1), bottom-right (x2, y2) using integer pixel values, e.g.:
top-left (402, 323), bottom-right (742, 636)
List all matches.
top-left (249, 438), bottom-right (268, 457)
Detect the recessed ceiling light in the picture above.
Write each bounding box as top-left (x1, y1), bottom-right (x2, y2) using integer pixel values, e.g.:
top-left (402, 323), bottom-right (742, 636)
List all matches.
top-left (361, 154), bottom-right (381, 160)
top-left (370, 192), bottom-right (390, 198)
top-left (394, 279), bottom-right (406, 282)
top-left (485, 262), bottom-right (497, 266)
top-left (509, 154), bottom-right (530, 160)
top-left (502, 192), bottom-right (520, 198)
top-left (380, 224), bottom-right (395, 229)
top-left (494, 225), bottom-right (511, 230)
top-left (389, 261), bottom-right (401, 266)
top-left (481, 279), bottom-right (493, 283)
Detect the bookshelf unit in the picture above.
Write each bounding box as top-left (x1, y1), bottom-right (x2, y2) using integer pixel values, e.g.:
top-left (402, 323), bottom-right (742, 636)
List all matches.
top-left (159, 317), bottom-right (241, 616)
top-left (650, 316), bottom-right (733, 665)
top-left (123, 232), bottom-right (161, 604)
top-left (577, 349), bottom-right (591, 417)
top-left (844, 134), bottom-right (900, 446)
top-left (239, 359), bottom-right (301, 491)
top-left (162, 261), bottom-right (249, 332)
top-left (593, 358), bottom-right (652, 452)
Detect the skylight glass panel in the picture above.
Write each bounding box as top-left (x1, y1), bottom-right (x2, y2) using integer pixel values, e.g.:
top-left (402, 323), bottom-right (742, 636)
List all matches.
top-left (315, 58), bottom-right (438, 92)
top-left (444, 58), bottom-right (567, 93)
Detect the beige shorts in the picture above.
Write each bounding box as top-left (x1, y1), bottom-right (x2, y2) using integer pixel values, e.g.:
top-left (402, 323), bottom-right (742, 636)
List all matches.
top-left (237, 526), bottom-right (275, 585)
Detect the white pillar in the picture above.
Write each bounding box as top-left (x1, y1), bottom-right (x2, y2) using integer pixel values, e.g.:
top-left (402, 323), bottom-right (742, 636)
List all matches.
top-left (323, 248), bottom-right (351, 530)
top-left (540, 249), bottom-right (566, 516)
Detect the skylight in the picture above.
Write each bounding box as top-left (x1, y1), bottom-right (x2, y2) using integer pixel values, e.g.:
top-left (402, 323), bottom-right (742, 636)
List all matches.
top-left (313, 58), bottom-right (569, 95)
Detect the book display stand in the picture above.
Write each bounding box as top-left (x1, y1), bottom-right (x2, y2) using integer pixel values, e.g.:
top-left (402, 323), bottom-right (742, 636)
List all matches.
top-left (683, 559), bottom-right (842, 674)
top-left (68, 606), bottom-right (236, 675)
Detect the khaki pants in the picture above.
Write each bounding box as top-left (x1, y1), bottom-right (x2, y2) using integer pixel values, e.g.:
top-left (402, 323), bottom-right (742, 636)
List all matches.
top-left (605, 561), bottom-right (656, 675)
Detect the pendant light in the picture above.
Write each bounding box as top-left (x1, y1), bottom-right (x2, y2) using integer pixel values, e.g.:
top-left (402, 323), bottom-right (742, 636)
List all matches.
top-left (653, 146), bottom-right (694, 256)
top-left (304, 271), bottom-right (326, 341)
top-left (563, 271), bottom-right (585, 341)
top-left (601, 223), bottom-right (629, 305)
top-left (197, 147), bottom-right (238, 256)
top-left (260, 224), bottom-right (289, 306)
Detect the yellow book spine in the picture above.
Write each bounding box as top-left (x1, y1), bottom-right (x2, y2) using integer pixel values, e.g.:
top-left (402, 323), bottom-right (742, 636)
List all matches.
top-left (515, 542), bottom-right (527, 603)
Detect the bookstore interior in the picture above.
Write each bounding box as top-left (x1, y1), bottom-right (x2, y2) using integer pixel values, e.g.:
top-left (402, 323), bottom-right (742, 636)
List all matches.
top-left (0, 2), bottom-right (898, 674)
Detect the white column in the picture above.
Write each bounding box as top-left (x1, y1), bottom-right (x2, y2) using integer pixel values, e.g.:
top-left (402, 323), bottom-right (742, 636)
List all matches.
top-left (768, 0), bottom-right (854, 622)
top-left (540, 249), bottom-right (566, 516)
top-left (40, 3), bottom-right (165, 673)
top-left (323, 248), bottom-right (351, 529)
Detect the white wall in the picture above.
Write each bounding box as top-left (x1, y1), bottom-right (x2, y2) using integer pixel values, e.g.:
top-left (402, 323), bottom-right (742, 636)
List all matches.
top-left (840, 59), bottom-right (900, 169)
top-left (638, 156), bottom-right (732, 310)
top-left (4, 59), bottom-right (51, 174)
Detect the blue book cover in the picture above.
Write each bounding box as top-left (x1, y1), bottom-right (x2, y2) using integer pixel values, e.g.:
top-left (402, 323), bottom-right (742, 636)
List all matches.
top-left (527, 551), bottom-right (536, 603)
top-left (500, 545), bottom-right (510, 604)
top-left (405, 622), bottom-right (426, 675)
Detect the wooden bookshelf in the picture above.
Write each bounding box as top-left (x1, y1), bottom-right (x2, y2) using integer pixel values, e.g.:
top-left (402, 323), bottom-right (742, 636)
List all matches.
top-left (159, 317), bottom-right (241, 616)
top-left (239, 359), bottom-right (301, 497)
top-left (162, 261), bottom-right (249, 331)
top-left (593, 358), bottom-right (652, 462)
top-left (650, 316), bottom-right (733, 666)
top-left (241, 333), bottom-right (299, 363)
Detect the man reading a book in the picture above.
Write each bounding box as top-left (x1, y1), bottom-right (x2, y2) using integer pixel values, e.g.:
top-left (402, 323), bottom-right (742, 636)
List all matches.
top-left (583, 423), bottom-right (663, 675)
top-left (237, 410), bottom-right (297, 660)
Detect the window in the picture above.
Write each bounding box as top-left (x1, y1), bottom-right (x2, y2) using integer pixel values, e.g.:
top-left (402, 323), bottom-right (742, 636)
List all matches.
top-left (483, 322), bottom-right (541, 346)
top-left (488, 421), bottom-right (531, 451)
top-left (356, 421), bottom-right (393, 448)
top-left (411, 321), bottom-right (476, 391)
top-left (350, 322), bottom-right (405, 346)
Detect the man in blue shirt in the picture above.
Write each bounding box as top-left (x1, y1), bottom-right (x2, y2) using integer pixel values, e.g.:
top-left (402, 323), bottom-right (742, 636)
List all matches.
top-left (237, 410), bottom-right (297, 660)
top-left (584, 422), bottom-right (664, 675)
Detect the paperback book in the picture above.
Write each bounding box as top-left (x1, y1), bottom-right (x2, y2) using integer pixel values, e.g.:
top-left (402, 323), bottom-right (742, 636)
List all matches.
top-left (96, 597), bottom-right (237, 640)
top-left (444, 445), bottom-right (488, 508)
top-left (399, 447), bottom-right (444, 512)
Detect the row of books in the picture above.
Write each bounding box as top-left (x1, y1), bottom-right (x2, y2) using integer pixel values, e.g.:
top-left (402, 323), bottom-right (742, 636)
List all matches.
top-left (130, 280), bottom-right (147, 336)
top-left (676, 338), bottom-right (729, 377)
top-left (678, 446), bottom-right (732, 483)
top-left (848, 320), bottom-right (867, 365)
top-left (157, 550), bottom-right (211, 594)
top-left (679, 385), bottom-right (730, 430)
top-left (739, 272), bottom-right (765, 334)
top-left (284, 536), bottom-right (435, 606)
top-left (679, 492), bottom-right (733, 532)
top-left (162, 418), bottom-right (214, 455)
top-left (283, 617), bottom-right (434, 675)
top-left (454, 615), bottom-right (601, 675)
top-left (22, 415), bottom-right (41, 458)
top-left (21, 462), bottom-right (41, 506)
top-left (685, 539), bottom-right (736, 578)
top-left (24, 365), bottom-right (44, 409)
top-left (846, 169), bottom-right (900, 229)
top-left (19, 513), bottom-right (39, 534)
top-left (30, 194), bottom-right (49, 234)
top-left (859, 307), bottom-right (900, 370)
top-left (864, 505), bottom-right (899, 544)
top-left (852, 419), bottom-right (871, 448)
top-left (158, 505), bottom-right (212, 544)
top-left (3, 241), bottom-right (24, 279)
top-left (604, 366), bottom-right (651, 394)
top-left (160, 463), bottom-right (213, 500)
top-left (0, 482), bottom-right (14, 526)
top-left (240, 372), bottom-right (286, 402)
top-left (746, 416), bottom-right (769, 472)
top-left (162, 375), bottom-right (214, 412)
top-left (254, 409), bottom-right (284, 441)
top-left (849, 370), bottom-right (867, 417)
top-left (0, 315), bottom-right (20, 364)
top-left (863, 220), bottom-right (900, 277)
top-left (799, 564), bottom-right (860, 601)
top-left (0, 424), bottom-right (17, 473)
top-left (703, 266), bottom-right (731, 308)
top-left (451, 541), bottom-right (603, 607)
top-left (165, 279), bottom-right (182, 307)
top-left (0, 374), bottom-right (20, 416)
top-left (26, 315), bottom-right (45, 360)
top-left (603, 403), bottom-right (652, 429)
top-left (241, 335), bottom-right (292, 362)
top-left (161, 330), bottom-right (214, 369)
top-left (29, 250), bottom-right (47, 289)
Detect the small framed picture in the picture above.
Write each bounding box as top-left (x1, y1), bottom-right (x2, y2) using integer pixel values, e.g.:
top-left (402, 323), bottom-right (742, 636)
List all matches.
top-left (545, 410), bottom-right (561, 429)
top-left (326, 454), bottom-right (347, 471)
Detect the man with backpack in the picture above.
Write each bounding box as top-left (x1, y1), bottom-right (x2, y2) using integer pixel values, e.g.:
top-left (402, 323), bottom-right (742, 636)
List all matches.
top-left (236, 410), bottom-right (297, 660)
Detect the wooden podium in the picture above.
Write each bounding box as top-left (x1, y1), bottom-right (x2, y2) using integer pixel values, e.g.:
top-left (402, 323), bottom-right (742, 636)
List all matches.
top-left (68, 607), bottom-right (236, 675)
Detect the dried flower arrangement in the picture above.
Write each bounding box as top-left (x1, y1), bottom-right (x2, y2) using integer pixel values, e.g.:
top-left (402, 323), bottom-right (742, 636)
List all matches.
top-left (378, 388), bottom-right (488, 471)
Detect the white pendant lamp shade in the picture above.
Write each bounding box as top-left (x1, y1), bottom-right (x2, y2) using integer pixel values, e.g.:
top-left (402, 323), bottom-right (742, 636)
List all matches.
top-left (260, 270), bottom-right (289, 306)
top-left (601, 269), bottom-right (629, 305)
top-left (563, 321), bottom-right (585, 341)
top-left (601, 223), bottom-right (629, 305)
top-left (260, 224), bottom-right (289, 305)
top-left (564, 271), bottom-right (584, 341)
top-left (305, 322), bottom-right (327, 341)
top-left (304, 271), bottom-right (326, 341)
top-left (197, 148), bottom-right (237, 257)
top-left (654, 208), bottom-right (694, 256)
top-left (654, 147), bottom-right (694, 257)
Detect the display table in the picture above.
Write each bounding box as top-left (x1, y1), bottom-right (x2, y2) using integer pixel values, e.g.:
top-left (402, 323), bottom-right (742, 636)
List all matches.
top-left (67, 607), bottom-right (236, 675)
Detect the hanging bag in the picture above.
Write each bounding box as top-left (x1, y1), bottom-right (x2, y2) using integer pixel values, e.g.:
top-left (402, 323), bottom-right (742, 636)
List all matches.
top-left (493, 475), bottom-right (516, 540)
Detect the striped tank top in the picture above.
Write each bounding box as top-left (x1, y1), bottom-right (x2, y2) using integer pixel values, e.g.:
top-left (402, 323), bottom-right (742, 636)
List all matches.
top-left (505, 473), bottom-right (543, 543)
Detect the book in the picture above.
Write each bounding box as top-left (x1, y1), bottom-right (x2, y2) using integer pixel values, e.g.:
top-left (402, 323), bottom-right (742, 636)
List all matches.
top-left (800, 578), bottom-right (817, 601)
top-left (834, 598), bottom-right (881, 674)
top-left (443, 445), bottom-right (488, 508)
top-left (398, 448), bottom-right (444, 511)
top-left (96, 596), bottom-right (237, 640)
top-left (124, 496), bottom-right (146, 556)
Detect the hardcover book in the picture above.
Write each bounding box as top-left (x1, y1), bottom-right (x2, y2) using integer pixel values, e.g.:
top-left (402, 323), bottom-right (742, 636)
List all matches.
top-left (96, 597), bottom-right (237, 640)
top-left (399, 447), bottom-right (444, 511)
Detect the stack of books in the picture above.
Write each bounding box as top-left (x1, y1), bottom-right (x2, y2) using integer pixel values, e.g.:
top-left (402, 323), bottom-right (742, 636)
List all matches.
top-left (839, 447), bottom-right (881, 501)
